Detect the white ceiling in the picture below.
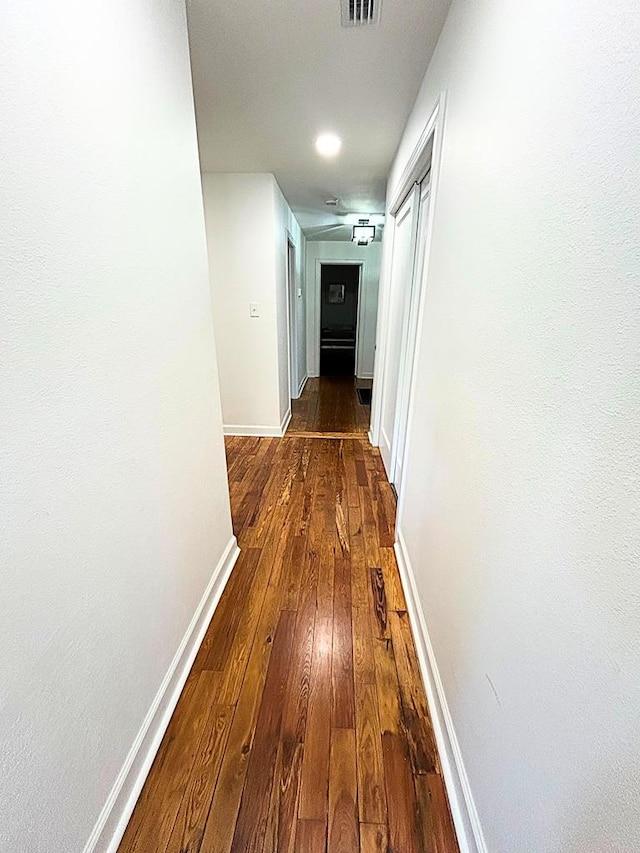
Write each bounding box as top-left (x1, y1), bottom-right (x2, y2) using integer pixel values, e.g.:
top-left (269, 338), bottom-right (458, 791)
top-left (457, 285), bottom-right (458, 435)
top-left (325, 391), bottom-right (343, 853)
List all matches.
top-left (186, 0), bottom-right (451, 239)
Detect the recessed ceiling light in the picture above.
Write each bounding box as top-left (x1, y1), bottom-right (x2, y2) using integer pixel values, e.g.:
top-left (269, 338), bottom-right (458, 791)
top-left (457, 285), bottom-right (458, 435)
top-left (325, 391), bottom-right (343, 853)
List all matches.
top-left (315, 133), bottom-right (342, 158)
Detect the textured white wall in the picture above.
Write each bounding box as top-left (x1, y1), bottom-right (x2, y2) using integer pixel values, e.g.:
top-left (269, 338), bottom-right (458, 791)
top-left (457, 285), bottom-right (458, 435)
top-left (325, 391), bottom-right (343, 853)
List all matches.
top-left (0, 1), bottom-right (234, 851)
top-left (305, 241), bottom-right (382, 378)
top-left (385, 0), bottom-right (640, 850)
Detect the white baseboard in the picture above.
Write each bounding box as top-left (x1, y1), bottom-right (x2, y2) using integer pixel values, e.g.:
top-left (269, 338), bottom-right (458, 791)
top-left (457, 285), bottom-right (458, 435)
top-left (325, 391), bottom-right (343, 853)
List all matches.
top-left (379, 427), bottom-right (393, 478)
top-left (356, 372), bottom-right (374, 380)
top-left (296, 374), bottom-right (309, 398)
top-left (83, 536), bottom-right (240, 853)
top-left (223, 424), bottom-right (283, 437)
top-left (367, 428), bottom-right (376, 446)
top-left (394, 529), bottom-right (487, 853)
top-left (223, 408), bottom-right (291, 438)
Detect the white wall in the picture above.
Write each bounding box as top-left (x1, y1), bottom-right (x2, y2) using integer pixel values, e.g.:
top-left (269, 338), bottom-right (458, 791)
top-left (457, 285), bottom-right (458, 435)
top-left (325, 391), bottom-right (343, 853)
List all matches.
top-left (0, 2), bottom-right (235, 852)
top-left (202, 173), bottom-right (281, 432)
top-left (380, 0), bottom-right (640, 851)
top-left (305, 241), bottom-right (382, 378)
top-left (202, 173), bottom-right (305, 433)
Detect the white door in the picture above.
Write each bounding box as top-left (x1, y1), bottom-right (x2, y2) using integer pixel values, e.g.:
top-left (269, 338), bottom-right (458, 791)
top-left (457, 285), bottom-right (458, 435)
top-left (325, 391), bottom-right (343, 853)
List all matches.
top-left (379, 184), bottom-right (420, 476)
top-left (390, 178), bottom-right (431, 496)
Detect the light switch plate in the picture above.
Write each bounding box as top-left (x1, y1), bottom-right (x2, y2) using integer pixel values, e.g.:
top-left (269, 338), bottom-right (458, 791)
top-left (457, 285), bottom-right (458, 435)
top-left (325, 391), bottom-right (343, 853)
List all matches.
top-left (249, 302), bottom-right (260, 318)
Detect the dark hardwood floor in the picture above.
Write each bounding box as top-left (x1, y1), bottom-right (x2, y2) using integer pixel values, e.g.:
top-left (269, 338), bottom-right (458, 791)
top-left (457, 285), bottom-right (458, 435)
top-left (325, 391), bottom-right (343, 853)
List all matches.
top-left (118, 435), bottom-right (459, 853)
top-left (288, 376), bottom-right (372, 437)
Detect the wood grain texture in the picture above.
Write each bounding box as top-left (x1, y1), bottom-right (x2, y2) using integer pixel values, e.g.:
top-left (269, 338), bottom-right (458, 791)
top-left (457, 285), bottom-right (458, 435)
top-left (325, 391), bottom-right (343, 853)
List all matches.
top-left (328, 728), bottom-right (359, 853)
top-left (370, 567), bottom-right (390, 639)
top-left (165, 704), bottom-right (232, 853)
top-left (281, 603), bottom-right (316, 744)
top-left (263, 739), bottom-right (304, 853)
top-left (355, 682), bottom-right (387, 824)
top-left (332, 557), bottom-right (355, 729)
top-left (390, 610), bottom-right (439, 775)
top-left (352, 605), bottom-right (376, 684)
top-left (298, 614), bottom-right (332, 821)
top-left (230, 609), bottom-right (296, 853)
top-left (295, 819), bottom-right (327, 853)
top-left (415, 773), bottom-right (459, 853)
top-left (360, 823), bottom-right (389, 853)
top-left (380, 548), bottom-right (406, 611)
top-left (289, 376), bottom-right (371, 436)
top-left (118, 431), bottom-right (458, 853)
top-left (118, 672), bottom-right (220, 853)
top-left (373, 639), bottom-right (403, 736)
top-left (382, 731), bottom-right (422, 853)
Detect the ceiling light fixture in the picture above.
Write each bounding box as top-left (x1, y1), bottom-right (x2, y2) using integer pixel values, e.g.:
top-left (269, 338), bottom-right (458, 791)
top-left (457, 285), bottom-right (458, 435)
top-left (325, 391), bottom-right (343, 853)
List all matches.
top-left (352, 218), bottom-right (375, 246)
top-left (315, 133), bottom-right (342, 158)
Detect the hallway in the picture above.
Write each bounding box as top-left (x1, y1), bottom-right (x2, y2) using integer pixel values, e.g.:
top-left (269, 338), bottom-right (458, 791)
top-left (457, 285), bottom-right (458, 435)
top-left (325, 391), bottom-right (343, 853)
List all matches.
top-left (119, 435), bottom-right (458, 853)
top-left (288, 377), bottom-right (373, 438)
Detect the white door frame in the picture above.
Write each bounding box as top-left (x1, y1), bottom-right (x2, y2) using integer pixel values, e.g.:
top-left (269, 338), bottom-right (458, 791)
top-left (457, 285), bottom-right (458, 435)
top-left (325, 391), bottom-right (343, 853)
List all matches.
top-left (285, 236), bottom-right (298, 400)
top-left (389, 177), bottom-right (431, 493)
top-left (369, 92), bottom-right (446, 448)
top-left (377, 186), bottom-right (421, 476)
top-left (314, 260), bottom-right (364, 377)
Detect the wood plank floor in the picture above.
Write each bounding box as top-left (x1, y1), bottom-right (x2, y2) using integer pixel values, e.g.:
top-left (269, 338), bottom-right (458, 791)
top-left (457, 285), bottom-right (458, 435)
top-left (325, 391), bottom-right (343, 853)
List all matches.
top-left (119, 435), bottom-right (459, 853)
top-left (288, 377), bottom-right (372, 436)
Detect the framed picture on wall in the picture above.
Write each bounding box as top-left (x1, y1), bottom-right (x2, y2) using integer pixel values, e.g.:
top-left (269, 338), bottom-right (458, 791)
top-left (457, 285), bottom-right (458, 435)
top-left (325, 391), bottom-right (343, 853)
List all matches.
top-left (328, 284), bottom-right (345, 304)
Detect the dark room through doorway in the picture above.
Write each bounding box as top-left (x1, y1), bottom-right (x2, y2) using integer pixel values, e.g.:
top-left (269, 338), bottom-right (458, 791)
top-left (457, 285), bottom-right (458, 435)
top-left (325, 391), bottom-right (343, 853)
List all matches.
top-left (320, 263), bottom-right (360, 376)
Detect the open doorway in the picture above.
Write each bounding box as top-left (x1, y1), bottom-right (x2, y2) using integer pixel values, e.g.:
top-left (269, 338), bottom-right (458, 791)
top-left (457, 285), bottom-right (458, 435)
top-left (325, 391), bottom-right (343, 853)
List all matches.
top-left (287, 260), bottom-right (371, 436)
top-left (319, 264), bottom-right (360, 376)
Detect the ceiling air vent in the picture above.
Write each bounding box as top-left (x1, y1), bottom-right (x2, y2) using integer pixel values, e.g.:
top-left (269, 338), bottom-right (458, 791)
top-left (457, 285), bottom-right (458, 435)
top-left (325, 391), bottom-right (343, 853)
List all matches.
top-left (341, 0), bottom-right (381, 27)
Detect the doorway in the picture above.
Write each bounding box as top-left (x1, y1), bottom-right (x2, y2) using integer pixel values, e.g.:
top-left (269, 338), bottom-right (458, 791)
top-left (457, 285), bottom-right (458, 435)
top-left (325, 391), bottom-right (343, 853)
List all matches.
top-left (286, 238), bottom-right (298, 400)
top-left (377, 187), bottom-right (420, 476)
top-left (371, 94), bottom-right (445, 508)
top-left (378, 177), bottom-right (432, 492)
top-left (319, 264), bottom-right (360, 376)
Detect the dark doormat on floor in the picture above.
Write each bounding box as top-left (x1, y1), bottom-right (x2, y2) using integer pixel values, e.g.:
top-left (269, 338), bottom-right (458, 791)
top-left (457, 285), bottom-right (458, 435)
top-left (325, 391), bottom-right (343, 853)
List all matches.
top-left (357, 387), bottom-right (372, 406)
